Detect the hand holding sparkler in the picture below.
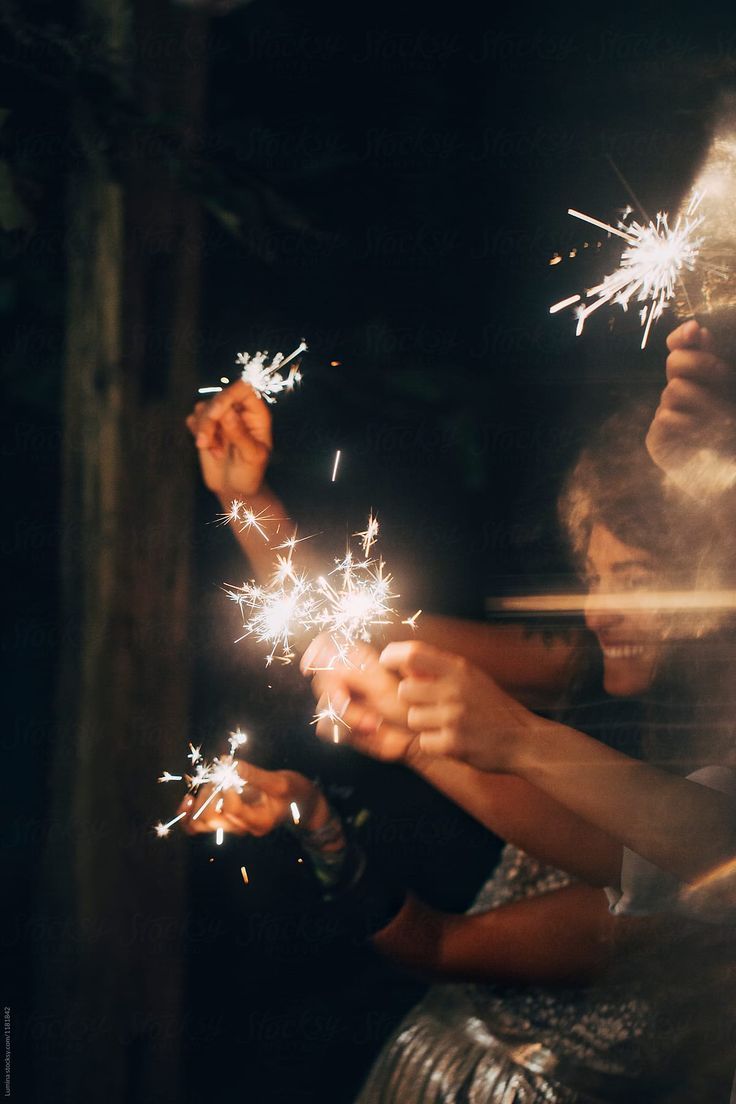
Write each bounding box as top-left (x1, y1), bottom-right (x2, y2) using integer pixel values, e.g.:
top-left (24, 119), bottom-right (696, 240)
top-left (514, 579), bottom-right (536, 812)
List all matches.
top-left (379, 641), bottom-right (542, 773)
top-left (646, 321), bottom-right (736, 500)
top-left (178, 759), bottom-right (329, 838)
top-left (302, 636), bottom-right (419, 763)
top-left (186, 380), bottom-right (273, 498)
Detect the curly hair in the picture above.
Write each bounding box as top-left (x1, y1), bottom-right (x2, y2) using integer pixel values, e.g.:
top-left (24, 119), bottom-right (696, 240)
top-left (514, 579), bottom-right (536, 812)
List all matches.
top-left (559, 402), bottom-right (729, 589)
top-left (559, 400), bottom-right (736, 771)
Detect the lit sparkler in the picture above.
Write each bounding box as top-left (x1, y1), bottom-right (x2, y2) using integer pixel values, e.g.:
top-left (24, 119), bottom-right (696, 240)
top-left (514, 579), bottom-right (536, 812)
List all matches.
top-left (225, 513), bottom-right (409, 666)
top-left (155, 733), bottom-right (251, 840)
top-left (314, 555), bottom-right (397, 651)
top-left (226, 559), bottom-right (318, 665)
top-left (551, 194), bottom-right (705, 348)
top-left (235, 340), bottom-right (307, 404)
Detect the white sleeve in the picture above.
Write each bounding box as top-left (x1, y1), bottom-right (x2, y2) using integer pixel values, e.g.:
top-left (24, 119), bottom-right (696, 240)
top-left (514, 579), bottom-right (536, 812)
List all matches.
top-left (605, 765), bottom-right (736, 924)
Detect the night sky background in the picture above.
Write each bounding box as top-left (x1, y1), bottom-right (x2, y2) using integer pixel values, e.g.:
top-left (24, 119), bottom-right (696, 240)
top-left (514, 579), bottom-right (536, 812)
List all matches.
top-left (4, 2), bottom-right (735, 1102)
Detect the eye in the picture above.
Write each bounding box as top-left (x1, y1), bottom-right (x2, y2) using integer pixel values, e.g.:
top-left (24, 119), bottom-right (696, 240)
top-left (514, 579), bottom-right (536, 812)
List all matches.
top-left (621, 573), bottom-right (655, 591)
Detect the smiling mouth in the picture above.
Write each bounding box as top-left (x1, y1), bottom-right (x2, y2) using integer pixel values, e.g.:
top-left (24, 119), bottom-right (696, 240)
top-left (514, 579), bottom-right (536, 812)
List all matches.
top-left (601, 644), bottom-right (647, 659)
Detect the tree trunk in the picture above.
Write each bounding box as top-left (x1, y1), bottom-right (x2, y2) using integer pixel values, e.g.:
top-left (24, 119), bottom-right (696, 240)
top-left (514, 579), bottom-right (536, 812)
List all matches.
top-left (38, 2), bottom-right (207, 1100)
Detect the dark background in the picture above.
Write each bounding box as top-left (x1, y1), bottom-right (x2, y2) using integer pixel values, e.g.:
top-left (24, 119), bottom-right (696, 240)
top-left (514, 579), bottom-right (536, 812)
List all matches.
top-left (4, 2), bottom-right (734, 1102)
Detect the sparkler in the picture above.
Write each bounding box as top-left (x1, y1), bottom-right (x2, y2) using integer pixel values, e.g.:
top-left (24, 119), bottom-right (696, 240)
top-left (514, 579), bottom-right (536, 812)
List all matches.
top-left (155, 730), bottom-right (251, 840)
top-left (225, 512), bottom-right (412, 667)
top-left (197, 339), bottom-right (307, 400)
top-left (227, 558), bottom-right (318, 665)
top-left (551, 194), bottom-right (705, 348)
top-left (235, 340), bottom-right (307, 404)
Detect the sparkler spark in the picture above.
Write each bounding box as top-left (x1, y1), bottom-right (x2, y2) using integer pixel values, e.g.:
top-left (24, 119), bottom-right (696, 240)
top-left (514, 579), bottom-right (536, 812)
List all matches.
top-left (551, 194), bottom-right (705, 348)
top-left (216, 500), bottom-right (275, 541)
top-left (154, 811), bottom-right (188, 838)
top-left (235, 340), bottom-right (307, 404)
top-left (355, 513), bottom-right (379, 556)
top-left (155, 735), bottom-right (251, 841)
top-left (331, 450), bottom-right (341, 482)
top-left (311, 695), bottom-right (351, 745)
top-left (225, 512), bottom-right (401, 666)
top-left (158, 771), bottom-right (183, 784)
top-left (228, 728), bottom-right (248, 755)
top-left (315, 556), bottom-right (397, 650)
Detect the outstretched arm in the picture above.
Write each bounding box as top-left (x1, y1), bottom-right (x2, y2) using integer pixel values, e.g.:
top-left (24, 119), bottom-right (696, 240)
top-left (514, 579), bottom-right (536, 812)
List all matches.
top-left (373, 882), bottom-right (620, 984)
top-left (176, 754), bottom-right (625, 986)
top-left (186, 380), bottom-right (298, 583)
top-left (304, 638), bottom-right (622, 888)
top-left (377, 641), bottom-right (736, 886)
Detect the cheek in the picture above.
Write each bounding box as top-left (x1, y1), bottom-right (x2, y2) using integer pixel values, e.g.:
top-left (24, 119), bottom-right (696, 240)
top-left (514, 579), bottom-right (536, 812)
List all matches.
top-left (624, 613), bottom-right (667, 644)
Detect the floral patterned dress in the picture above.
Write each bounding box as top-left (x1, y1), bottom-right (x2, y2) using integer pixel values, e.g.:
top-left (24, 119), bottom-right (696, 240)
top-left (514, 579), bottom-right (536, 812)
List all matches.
top-left (356, 845), bottom-right (653, 1103)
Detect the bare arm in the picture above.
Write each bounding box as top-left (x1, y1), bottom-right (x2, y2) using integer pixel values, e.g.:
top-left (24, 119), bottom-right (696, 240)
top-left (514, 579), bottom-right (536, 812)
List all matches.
top-left (179, 753), bottom-right (625, 986)
top-left (513, 721), bottom-right (736, 885)
top-left (405, 746), bottom-right (622, 887)
top-left (379, 640), bottom-right (736, 887)
top-left (373, 882), bottom-right (618, 984)
top-left (305, 640), bottom-right (622, 887)
top-left (393, 616), bottom-right (590, 709)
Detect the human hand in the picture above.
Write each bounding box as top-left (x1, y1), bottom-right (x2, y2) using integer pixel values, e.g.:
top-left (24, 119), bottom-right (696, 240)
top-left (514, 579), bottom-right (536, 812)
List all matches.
top-left (178, 760), bottom-right (327, 837)
top-left (185, 380), bottom-right (273, 499)
top-left (646, 320), bottom-right (736, 496)
top-left (379, 640), bottom-right (542, 773)
top-left (301, 635), bottom-right (419, 764)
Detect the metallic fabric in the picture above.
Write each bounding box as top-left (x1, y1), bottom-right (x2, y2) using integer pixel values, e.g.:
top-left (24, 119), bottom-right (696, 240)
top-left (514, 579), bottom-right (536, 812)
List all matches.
top-left (357, 845), bottom-right (651, 1103)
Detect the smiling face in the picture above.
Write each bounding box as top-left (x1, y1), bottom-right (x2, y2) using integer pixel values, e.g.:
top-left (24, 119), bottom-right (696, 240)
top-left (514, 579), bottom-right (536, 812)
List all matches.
top-left (583, 523), bottom-right (667, 697)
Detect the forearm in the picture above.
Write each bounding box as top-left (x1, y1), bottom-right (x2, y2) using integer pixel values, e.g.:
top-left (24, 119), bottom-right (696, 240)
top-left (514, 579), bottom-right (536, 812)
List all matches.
top-left (386, 616), bottom-right (590, 709)
top-left (515, 721), bottom-right (736, 883)
top-left (216, 482), bottom-right (295, 584)
top-left (406, 746), bottom-right (622, 887)
top-left (373, 883), bottom-right (616, 984)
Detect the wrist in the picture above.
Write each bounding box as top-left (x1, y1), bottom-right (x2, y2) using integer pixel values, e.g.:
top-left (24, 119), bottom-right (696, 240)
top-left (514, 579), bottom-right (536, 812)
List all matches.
top-left (302, 791), bottom-right (333, 835)
top-left (509, 714), bottom-right (558, 779)
top-left (217, 482), bottom-right (270, 509)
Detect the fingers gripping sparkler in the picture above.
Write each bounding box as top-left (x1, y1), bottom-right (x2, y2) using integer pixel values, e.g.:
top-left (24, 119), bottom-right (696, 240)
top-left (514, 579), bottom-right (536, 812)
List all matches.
top-left (235, 340), bottom-right (307, 404)
top-left (197, 340), bottom-right (307, 400)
